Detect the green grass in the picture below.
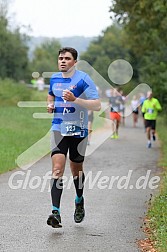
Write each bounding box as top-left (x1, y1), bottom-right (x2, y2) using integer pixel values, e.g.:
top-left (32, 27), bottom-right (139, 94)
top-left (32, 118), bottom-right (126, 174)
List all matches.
top-left (0, 106), bottom-right (51, 173)
top-left (147, 116), bottom-right (167, 251)
top-left (0, 78), bottom-right (32, 105)
top-left (0, 79), bottom-right (51, 173)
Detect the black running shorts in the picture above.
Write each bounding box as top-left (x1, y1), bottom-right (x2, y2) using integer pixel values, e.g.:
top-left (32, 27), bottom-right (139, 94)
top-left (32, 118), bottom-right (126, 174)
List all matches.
top-left (145, 120), bottom-right (156, 130)
top-left (51, 131), bottom-right (87, 163)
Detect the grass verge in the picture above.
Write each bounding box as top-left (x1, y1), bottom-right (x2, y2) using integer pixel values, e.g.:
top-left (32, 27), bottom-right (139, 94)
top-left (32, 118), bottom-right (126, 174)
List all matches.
top-left (146, 116), bottom-right (167, 251)
top-left (0, 105), bottom-right (51, 173)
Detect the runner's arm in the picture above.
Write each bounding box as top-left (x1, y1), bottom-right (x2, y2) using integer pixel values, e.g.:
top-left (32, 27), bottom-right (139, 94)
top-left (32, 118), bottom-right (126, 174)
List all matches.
top-left (74, 97), bottom-right (101, 111)
top-left (47, 94), bottom-right (55, 113)
top-left (62, 89), bottom-right (101, 111)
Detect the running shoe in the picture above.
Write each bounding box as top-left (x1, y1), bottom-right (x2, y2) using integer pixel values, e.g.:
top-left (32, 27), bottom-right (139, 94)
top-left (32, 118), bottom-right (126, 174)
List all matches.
top-left (147, 142), bottom-right (152, 148)
top-left (47, 210), bottom-right (62, 228)
top-left (74, 197), bottom-right (85, 223)
top-left (115, 134), bottom-right (119, 139)
top-left (152, 135), bottom-right (156, 141)
top-left (111, 134), bottom-right (116, 139)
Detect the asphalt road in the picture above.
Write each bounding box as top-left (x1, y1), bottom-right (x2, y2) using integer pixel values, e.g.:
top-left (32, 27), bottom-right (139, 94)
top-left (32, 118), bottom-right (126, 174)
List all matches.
top-left (0, 115), bottom-right (161, 252)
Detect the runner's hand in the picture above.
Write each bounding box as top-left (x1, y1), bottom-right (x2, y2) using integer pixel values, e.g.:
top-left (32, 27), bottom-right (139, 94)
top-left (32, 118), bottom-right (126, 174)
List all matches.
top-left (47, 103), bottom-right (54, 113)
top-left (62, 89), bottom-right (76, 102)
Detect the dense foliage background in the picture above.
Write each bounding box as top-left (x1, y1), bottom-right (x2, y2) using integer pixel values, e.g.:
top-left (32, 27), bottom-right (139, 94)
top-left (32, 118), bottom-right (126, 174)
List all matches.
top-left (80, 0), bottom-right (167, 110)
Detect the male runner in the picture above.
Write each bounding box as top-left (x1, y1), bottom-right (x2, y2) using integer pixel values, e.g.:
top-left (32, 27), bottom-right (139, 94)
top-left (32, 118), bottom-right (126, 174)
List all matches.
top-left (47, 47), bottom-right (101, 228)
top-left (142, 90), bottom-right (162, 148)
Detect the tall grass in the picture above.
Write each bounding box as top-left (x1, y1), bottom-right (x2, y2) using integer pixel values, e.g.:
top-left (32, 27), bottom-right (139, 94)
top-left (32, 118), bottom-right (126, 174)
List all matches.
top-left (0, 79), bottom-right (50, 173)
top-left (147, 116), bottom-right (167, 251)
top-left (0, 106), bottom-right (51, 173)
top-left (0, 78), bottom-right (32, 105)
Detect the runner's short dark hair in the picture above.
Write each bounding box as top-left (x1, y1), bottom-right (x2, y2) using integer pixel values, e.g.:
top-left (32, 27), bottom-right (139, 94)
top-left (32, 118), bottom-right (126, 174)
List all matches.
top-left (58, 47), bottom-right (78, 60)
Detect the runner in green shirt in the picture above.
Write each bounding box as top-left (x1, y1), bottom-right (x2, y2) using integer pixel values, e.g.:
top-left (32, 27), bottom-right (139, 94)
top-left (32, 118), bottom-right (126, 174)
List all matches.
top-left (142, 91), bottom-right (162, 148)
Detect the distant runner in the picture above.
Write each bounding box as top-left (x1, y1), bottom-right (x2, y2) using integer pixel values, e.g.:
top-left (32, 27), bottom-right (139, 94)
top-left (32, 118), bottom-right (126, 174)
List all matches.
top-left (142, 90), bottom-right (162, 148)
top-left (109, 88), bottom-right (123, 139)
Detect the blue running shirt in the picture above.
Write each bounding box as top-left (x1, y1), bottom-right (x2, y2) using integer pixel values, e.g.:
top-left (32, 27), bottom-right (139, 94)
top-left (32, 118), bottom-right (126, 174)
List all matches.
top-left (48, 70), bottom-right (99, 137)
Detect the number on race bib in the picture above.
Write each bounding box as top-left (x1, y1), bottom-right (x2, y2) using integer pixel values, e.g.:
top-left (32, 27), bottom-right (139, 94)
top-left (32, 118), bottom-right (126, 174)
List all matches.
top-left (65, 125), bottom-right (76, 132)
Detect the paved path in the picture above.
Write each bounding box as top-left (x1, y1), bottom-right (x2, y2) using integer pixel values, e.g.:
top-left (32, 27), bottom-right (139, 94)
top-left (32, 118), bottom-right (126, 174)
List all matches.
top-left (0, 115), bottom-right (161, 252)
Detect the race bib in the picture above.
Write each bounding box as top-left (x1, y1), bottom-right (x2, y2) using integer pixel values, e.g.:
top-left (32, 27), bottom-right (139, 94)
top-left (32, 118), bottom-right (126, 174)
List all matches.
top-left (61, 121), bottom-right (81, 136)
top-left (147, 108), bottom-right (154, 114)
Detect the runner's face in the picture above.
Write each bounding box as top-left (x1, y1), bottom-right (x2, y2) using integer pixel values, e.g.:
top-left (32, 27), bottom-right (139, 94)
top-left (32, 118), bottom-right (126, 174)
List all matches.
top-left (58, 52), bottom-right (76, 72)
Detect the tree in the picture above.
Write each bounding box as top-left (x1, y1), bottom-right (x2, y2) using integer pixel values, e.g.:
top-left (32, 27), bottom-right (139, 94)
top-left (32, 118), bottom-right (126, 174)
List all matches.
top-left (110, 0), bottom-right (167, 105)
top-left (80, 24), bottom-right (134, 93)
top-left (0, 0), bottom-right (29, 80)
top-left (30, 40), bottom-right (61, 78)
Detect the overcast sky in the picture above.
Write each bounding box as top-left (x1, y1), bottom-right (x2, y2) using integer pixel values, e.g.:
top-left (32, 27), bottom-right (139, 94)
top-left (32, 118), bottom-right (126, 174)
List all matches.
top-left (8, 0), bottom-right (112, 38)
